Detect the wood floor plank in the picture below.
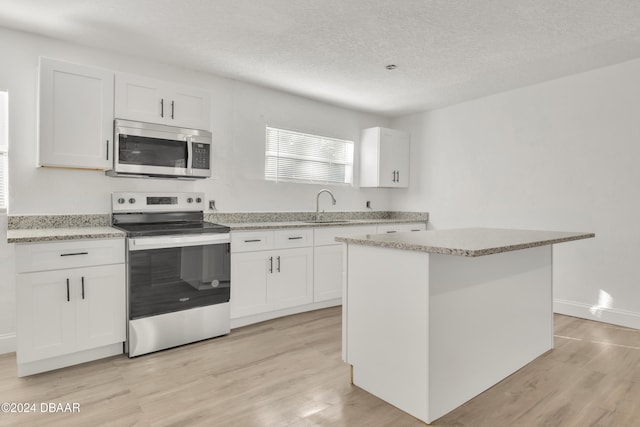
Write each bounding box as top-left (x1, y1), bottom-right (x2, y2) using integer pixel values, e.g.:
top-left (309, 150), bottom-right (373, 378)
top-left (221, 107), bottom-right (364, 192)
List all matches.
top-left (1, 307), bottom-right (640, 426)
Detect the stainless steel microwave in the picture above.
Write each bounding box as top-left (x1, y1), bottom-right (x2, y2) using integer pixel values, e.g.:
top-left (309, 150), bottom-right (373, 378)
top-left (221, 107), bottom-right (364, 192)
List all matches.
top-left (107, 119), bottom-right (212, 179)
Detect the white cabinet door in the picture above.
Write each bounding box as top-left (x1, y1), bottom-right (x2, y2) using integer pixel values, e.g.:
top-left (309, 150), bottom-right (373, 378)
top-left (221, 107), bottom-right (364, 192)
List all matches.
top-left (38, 57), bottom-right (113, 170)
top-left (230, 251), bottom-right (271, 317)
top-left (75, 264), bottom-right (126, 351)
top-left (313, 244), bottom-right (344, 302)
top-left (114, 73), bottom-right (164, 124)
top-left (17, 265), bottom-right (126, 364)
top-left (171, 85), bottom-right (211, 130)
top-left (379, 128), bottom-right (410, 188)
top-left (270, 247), bottom-right (313, 310)
top-left (360, 127), bottom-right (410, 188)
top-left (115, 73), bottom-right (211, 130)
top-left (16, 269), bottom-right (75, 363)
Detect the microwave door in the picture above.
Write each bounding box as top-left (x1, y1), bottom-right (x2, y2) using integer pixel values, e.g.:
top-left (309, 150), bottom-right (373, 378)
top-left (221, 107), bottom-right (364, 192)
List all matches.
top-left (116, 133), bottom-right (190, 176)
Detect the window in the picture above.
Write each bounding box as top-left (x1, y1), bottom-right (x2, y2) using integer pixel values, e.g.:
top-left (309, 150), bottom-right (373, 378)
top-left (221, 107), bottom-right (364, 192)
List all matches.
top-left (265, 126), bottom-right (354, 185)
top-left (0, 91), bottom-right (7, 211)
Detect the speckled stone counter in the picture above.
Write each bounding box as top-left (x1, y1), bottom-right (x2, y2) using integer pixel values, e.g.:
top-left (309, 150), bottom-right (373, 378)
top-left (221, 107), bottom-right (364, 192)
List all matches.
top-left (7, 211), bottom-right (428, 243)
top-left (222, 218), bottom-right (428, 231)
top-left (7, 214), bottom-right (123, 243)
top-left (336, 227), bottom-right (594, 257)
top-left (7, 227), bottom-right (125, 244)
top-left (207, 211), bottom-right (428, 231)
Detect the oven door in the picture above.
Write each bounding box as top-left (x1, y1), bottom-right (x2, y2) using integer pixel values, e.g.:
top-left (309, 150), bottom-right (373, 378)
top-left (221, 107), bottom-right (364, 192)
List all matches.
top-left (127, 233), bottom-right (230, 320)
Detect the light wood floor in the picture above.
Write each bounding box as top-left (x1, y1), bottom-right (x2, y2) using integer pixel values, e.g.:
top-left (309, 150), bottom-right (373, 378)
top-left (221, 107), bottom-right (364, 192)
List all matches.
top-left (1, 308), bottom-right (640, 426)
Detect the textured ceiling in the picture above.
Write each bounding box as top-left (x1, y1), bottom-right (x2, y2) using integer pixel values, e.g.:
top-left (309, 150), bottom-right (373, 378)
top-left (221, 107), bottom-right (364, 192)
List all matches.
top-left (1, 0), bottom-right (640, 116)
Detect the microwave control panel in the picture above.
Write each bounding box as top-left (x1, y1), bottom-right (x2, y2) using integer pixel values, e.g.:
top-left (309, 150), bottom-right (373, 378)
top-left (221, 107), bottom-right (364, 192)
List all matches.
top-left (192, 143), bottom-right (210, 170)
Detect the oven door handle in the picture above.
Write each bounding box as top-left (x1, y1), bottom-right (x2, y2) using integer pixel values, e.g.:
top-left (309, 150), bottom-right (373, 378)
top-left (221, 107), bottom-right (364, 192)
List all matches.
top-left (129, 233), bottom-right (230, 251)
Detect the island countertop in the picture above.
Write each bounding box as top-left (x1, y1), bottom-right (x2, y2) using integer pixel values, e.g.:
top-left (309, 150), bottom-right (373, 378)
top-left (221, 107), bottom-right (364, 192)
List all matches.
top-left (336, 227), bottom-right (595, 257)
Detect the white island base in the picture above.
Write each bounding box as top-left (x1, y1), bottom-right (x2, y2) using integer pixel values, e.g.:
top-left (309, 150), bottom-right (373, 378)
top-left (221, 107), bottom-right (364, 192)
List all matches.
top-left (343, 243), bottom-right (555, 424)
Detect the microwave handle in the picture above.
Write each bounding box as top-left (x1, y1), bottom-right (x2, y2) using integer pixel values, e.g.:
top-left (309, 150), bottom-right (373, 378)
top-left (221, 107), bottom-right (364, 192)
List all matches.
top-left (186, 136), bottom-right (193, 171)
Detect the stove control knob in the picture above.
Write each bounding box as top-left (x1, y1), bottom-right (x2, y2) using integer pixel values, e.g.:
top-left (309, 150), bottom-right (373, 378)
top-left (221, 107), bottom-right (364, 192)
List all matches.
top-left (196, 197), bottom-right (202, 203)
top-left (187, 197), bottom-right (194, 203)
top-left (129, 198), bottom-right (136, 204)
top-left (117, 198), bottom-right (125, 204)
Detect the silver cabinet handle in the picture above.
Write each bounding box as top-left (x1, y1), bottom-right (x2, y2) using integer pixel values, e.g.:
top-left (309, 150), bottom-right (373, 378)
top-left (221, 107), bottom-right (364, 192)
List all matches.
top-left (277, 256), bottom-right (281, 272)
top-left (66, 278), bottom-right (70, 302)
top-left (81, 276), bottom-right (85, 300)
top-left (392, 171), bottom-right (396, 182)
top-left (411, 229), bottom-right (421, 232)
top-left (60, 252), bottom-right (88, 257)
top-left (244, 239), bottom-right (262, 243)
top-left (386, 230), bottom-right (397, 233)
top-left (288, 236), bottom-right (303, 240)
top-left (171, 100), bottom-right (175, 119)
top-left (397, 170), bottom-right (400, 182)
top-left (269, 256), bottom-right (273, 273)
top-left (106, 140), bottom-right (109, 160)
top-left (160, 98), bottom-right (164, 117)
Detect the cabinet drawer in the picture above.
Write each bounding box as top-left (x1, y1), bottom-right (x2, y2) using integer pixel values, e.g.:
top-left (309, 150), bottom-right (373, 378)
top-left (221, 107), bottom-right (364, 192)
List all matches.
top-left (231, 231), bottom-right (274, 253)
top-left (376, 222), bottom-right (426, 234)
top-left (314, 225), bottom-right (377, 246)
top-left (16, 239), bottom-right (125, 273)
top-left (274, 229), bottom-right (313, 249)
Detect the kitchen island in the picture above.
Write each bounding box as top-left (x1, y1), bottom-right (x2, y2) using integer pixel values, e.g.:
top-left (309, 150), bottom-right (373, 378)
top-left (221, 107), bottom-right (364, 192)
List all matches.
top-left (337, 228), bottom-right (594, 424)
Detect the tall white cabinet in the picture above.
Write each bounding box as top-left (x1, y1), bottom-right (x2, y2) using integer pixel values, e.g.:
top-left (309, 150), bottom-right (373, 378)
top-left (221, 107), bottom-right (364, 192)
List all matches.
top-left (360, 127), bottom-right (410, 188)
top-left (38, 58), bottom-right (114, 170)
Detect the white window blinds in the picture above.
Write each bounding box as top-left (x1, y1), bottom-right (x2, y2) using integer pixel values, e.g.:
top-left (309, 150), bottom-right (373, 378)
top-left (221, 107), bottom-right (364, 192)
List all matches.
top-left (265, 126), bottom-right (354, 185)
top-left (0, 92), bottom-right (7, 210)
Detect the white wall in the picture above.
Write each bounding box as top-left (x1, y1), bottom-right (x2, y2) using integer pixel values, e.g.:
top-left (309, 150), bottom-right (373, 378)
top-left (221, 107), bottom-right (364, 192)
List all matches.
top-left (391, 58), bottom-right (640, 328)
top-left (0, 26), bottom-right (392, 215)
top-left (0, 26), bottom-right (393, 353)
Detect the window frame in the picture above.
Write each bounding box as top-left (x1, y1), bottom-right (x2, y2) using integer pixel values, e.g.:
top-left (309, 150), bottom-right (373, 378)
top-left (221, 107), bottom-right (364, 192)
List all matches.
top-left (264, 126), bottom-right (354, 186)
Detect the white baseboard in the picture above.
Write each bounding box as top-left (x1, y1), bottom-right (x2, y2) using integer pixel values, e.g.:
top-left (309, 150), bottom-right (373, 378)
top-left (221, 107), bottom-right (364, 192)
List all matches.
top-left (17, 343), bottom-right (123, 377)
top-left (0, 333), bottom-right (16, 355)
top-left (554, 299), bottom-right (640, 330)
top-left (231, 298), bottom-right (341, 329)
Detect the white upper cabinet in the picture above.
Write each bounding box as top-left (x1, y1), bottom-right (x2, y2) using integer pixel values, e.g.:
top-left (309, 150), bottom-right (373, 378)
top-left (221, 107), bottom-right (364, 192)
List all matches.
top-left (38, 57), bottom-right (114, 170)
top-left (115, 73), bottom-right (211, 130)
top-left (360, 127), bottom-right (410, 188)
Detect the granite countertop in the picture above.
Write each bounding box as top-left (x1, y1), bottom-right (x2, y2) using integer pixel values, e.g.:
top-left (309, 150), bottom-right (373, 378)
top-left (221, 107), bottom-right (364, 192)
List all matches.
top-left (336, 227), bottom-right (595, 257)
top-left (7, 211), bottom-right (429, 243)
top-left (223, 218), bottom-right (427, 231)
top-left (7, 227), bottom-right (126, 244)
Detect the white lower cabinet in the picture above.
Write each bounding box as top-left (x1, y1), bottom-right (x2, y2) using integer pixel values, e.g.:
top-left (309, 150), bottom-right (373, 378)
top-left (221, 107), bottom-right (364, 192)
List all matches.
top-left (230, 229), bottom-right (313, 319)
top-left (230, 251), bottom-right (271, 317)
top-left (15, 238), bottom-right (125, 376)
top-left (313, 225), bottom-right (377, 303)
top-left (17, 264), bottom-right (125, 363)
top-left (313, 244), bottom-right (345, 302)
top-left (271, 247), bottom-right (313, 310)
top-left (230, 223), bottom-right (426, 326)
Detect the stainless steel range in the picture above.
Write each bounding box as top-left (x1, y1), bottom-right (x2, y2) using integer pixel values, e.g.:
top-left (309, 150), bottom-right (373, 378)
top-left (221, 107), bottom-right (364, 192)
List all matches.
top-left (111, 191), bottom-right (230, 357)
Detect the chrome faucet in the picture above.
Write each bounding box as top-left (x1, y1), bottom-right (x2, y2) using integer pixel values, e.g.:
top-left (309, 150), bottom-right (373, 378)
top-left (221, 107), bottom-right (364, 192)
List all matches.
top-left (315, 189), bottom-right (336, 222)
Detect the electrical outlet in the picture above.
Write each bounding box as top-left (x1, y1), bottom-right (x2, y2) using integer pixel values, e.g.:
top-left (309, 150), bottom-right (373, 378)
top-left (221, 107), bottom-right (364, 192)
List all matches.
top-left (209, 200), bottom-right (217, 210)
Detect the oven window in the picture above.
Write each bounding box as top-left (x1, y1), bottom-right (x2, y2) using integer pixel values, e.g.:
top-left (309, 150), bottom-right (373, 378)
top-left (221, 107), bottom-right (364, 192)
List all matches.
top-left (128, 243), bottom-right (230, 319)
top-left (119, 135), bottom-right (188, 168)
